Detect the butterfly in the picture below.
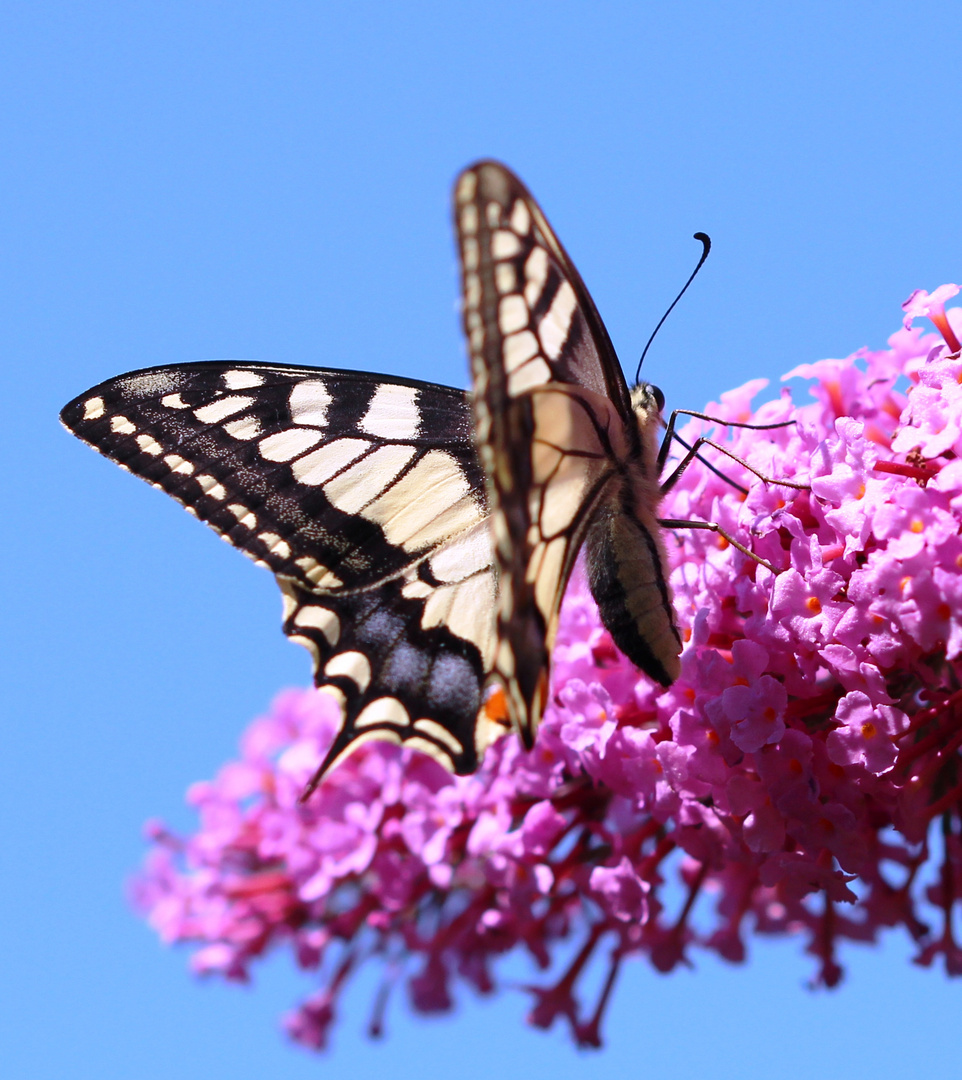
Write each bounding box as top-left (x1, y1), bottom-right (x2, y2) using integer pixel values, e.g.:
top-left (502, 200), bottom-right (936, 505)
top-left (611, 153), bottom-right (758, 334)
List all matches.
top-left (61, 160), bottom-right (690, 796)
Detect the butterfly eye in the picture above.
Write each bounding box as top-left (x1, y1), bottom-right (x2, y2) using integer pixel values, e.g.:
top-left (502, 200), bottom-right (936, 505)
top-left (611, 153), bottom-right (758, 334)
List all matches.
top-left (651, 385), bottom-right (666, 413)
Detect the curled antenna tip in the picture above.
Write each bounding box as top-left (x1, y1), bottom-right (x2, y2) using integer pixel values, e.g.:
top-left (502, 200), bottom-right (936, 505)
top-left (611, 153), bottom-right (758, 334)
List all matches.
top-left (635, 231), bottom-right (713, 384)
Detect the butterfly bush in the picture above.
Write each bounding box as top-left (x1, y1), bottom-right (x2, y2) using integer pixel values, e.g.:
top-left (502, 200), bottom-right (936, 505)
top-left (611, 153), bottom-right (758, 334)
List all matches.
top-left (133, 287), bottom-right (962, 1051)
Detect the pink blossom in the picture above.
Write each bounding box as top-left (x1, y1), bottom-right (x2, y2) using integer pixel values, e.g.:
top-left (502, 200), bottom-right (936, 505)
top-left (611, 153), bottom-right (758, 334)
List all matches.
top-left (827, 691), bottom-right (906, 775)
top-left (902, 283), bottom-right (960, 325)
top-left (902, 284), bottom-right (961, 354)
top-left (589, 858), bottom-right (650, 922)
top-left (132, 290), bottom-right (962, 1051)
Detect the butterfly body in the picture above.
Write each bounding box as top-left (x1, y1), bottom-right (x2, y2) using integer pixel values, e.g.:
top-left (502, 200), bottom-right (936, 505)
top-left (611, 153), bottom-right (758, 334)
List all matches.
top-left (61, 161), bottom-right (682, 790)
top-left (584, 381), bottom-right (680, 691)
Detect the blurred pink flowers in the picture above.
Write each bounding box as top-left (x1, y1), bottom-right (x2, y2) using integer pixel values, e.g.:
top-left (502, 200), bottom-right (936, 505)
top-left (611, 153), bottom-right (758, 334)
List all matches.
top-left (132, 290), bottom-right (962, 1050)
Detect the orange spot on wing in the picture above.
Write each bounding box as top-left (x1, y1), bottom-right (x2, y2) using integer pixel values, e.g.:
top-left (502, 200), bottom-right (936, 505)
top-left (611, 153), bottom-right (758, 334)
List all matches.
top-left (484, 686), bottom-right (510, 725)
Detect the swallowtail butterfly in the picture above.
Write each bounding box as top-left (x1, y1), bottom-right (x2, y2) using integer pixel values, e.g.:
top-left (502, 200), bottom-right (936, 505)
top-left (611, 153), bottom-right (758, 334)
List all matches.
top-left (61, 161), bottom-right (689, 794)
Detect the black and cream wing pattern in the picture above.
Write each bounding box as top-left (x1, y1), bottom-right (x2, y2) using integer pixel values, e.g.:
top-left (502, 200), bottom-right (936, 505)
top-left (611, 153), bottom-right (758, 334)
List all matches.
top-left (60, 363), bottom-right (504, 784)
top-left (61, 159), bottom-right (682, 790)
top-left (455, 161), bottom-right (680, 747)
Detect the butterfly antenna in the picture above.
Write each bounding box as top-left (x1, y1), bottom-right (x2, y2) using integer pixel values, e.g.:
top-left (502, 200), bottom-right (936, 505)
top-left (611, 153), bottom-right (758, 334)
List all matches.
top-left (634, 232), bottom-right (711, 384)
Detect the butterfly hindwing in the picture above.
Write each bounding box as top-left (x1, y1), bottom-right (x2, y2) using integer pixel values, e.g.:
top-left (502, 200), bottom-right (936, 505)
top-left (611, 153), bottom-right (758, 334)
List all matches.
top-left (279, 523), bottom-right (496, 786)
top-left (60, 361), bottom-right (500, 780)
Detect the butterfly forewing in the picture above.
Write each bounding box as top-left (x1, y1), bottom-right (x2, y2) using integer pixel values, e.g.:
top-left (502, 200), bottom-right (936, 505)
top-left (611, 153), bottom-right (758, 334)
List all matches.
top-left (455, 161), bottom-right (653, 745)
top-left (61, 361), bottom-right (500, 779)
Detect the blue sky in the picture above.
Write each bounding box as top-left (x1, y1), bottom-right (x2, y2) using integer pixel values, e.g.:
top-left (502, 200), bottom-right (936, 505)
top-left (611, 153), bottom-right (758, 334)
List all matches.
top-left (2, 3), bottom-right (960, 1077)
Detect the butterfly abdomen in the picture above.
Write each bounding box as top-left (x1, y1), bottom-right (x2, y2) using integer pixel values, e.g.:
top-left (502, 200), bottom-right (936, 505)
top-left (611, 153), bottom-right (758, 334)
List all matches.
top-left (585, 498), bottom-right (681, 687)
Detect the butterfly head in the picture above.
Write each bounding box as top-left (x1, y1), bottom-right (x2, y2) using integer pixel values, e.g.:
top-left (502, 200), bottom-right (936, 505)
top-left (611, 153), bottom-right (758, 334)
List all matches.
top-left (629, 381), bottom-right (666, 425)
top-left (627, 381), bottom-right (667, 471)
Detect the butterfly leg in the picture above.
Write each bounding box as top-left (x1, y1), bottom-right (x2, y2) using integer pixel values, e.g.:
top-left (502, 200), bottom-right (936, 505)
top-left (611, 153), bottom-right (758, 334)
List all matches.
top-left (658, 434), bottom-right (809, 498)
top-left (657, 408), bottom-right (797, 472)
top-left (658, 517), bottom-right (781, 574)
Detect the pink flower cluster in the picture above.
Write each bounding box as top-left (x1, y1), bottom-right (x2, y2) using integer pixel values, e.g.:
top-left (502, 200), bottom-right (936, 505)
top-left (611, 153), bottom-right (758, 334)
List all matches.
top-left (133, 287), bottom-right (962, 1051)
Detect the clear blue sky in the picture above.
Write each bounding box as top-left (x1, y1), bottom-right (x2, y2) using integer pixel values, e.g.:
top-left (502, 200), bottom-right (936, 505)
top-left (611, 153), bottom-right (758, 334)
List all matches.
top-left (2, 3), bottom-right (960, 1078)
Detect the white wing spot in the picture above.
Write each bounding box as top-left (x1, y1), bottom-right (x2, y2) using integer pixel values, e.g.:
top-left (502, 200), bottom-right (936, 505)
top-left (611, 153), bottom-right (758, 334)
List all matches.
top-left (401, 578), bottom-right (432, 600)
top-left (508, 357), bottom-right (552, 395)
top-left (82, 397), bottom-right (105, 420)
top-left (323, 444), bottom-right (418, 514)
top-left (161, 393), bottom-right (190, 409)
top-left (428, 520), bottom-right (492, 581)
top-left (495, 262), bottom-right (516, 294)
top-left (456, 170), bottom-right (477, 203)
top-left (532, 536), bottom-right (568, 619)
top-left (259, 427), bottom-right (325, 462)
top-left (110, 415), bottom-right (136, 435)
top-left (136, 434), bottom-right (162, 456)
top-left (491, 507), bottom-right (510, 547)
top-left (463, 271), bottom-right (481, 310)
top-left (223, 415), bottom-right (262, 440)
top-left (459, 204), bottom-right (478, 235)
top-left (194, 395), bottom-right (254, 424)
top-left (539, 472), bottom-right (586, 536)
top-left (503, 330), bottom-right (540, 373)
top-left (524, 248), bottom-right (549, 307)
top-left (462, 236), bottom-right (479, 271)
top-left (196, 474), bottom-right (227, 500)
top-left (227, 504), bottom-right (258, 529)
top-left (510, 199), bottom-right (531, 236)
top-left (163, 454), bottom-right (194, 475)
top-left (492, 229), bottom-right (521, 259)
top-left (324, 651), bottom-right (372, 693)
top-left (499, 294), bottom-right (529, 335)
top-left (362, 450), bottom-right (480, 550)
top-left (290, 380), bottom-right (333, 426)
top-left (422, 572), bottom-right (497, 667)
top-left (295, 556), bottom-right (343, 588)
top-left (292, 437), bottom-right (371, 486)
top-left (223, 369), bottom-right (265, 390)
top-left (281, 588), bottom-right (298, 622)
top-left (539, 280), bottom-right (578, 360)
top-left (257, 532), bottom-right (292, 560)
top-left (413, 718), bottom-right (463, 755)
top-left (403, 738), bottom-right (455, 769)
top-left (294, 605), bottom-right (340, 645)
top-left (358, 383), bottom-right (421, 440)
top-left (496, 640), bottom-right (516, 678)
top-left (355, 697), bottom-right (411, 729)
